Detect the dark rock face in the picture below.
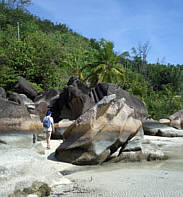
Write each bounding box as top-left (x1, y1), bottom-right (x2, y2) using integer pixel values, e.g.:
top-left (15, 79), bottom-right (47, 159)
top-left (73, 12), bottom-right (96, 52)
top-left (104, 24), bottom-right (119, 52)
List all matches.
top-left (14, 77), bottom-right (38, 100)
top-left (0, 87), bottom-right (6, 98)
top-left (52, 77), bottom-right (95, 122)
top-left (34, 88), bottom-right (60, 107)
top-left (51, 77), bottom-right (148, 123)
top-left (55, 94), bottom-right (142, 165)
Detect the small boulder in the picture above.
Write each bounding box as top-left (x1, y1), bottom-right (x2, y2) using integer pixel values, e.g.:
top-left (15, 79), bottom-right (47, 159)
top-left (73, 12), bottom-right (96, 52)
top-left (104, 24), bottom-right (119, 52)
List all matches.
top-left (14, 77), bottom-right (38, 100)
top-left (142, 120), bottom-right (183, 137)
top-left (31, 142), bottom-right (45, 155)
top-left (9, 93), bottom-right (35, 112)
top-left (169, 109), bottom-right (183, 128)
top-left (159, 118), bottom-right (170, 125)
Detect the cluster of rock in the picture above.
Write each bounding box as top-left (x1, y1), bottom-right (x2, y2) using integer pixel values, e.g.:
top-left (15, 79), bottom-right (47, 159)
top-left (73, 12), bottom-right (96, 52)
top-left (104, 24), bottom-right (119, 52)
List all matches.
top-left (0, 78), bottom-right (41, 131)
top-left (51, 76), bottom-right (148, 122)
top-left (0, 76), bottom-right (148, 131)
top-left (55, 94), bottom-right (168, 165)
top-left (1, 76), bottom-right (183, 165)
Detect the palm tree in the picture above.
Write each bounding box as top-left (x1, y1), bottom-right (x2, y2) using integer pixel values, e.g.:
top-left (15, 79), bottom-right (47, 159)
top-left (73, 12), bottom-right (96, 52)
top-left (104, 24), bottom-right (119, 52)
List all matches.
top-left (85, 39), bottom-right (125, 87)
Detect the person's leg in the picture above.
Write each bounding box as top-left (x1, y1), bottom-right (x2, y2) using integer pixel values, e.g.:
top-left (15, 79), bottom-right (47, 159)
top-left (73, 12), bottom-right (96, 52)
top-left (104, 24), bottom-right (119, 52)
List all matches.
top-left (46, 131), bottom-right (51, 149)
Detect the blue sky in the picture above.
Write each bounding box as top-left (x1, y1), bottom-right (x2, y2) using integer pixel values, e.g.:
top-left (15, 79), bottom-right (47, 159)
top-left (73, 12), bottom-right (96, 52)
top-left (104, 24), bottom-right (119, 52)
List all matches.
top-left (28, 0), bottom-right (183, 65)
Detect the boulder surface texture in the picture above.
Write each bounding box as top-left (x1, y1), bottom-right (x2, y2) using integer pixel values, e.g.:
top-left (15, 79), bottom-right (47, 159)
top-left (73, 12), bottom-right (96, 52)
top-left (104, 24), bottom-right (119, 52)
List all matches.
top-left (55, 94), bottom-right (142, 165)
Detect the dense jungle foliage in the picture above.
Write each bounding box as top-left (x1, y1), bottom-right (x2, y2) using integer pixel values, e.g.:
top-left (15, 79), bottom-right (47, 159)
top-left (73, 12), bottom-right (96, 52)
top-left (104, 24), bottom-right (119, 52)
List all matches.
top-left (0, 2), bottom-right (183, 120)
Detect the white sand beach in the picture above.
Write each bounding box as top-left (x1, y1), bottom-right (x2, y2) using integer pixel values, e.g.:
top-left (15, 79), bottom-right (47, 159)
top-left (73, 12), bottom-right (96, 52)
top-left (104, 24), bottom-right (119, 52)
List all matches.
top-left (43, 136), bottom-right (183, 197)
top-left (1, 132), bottom-right (183, 196)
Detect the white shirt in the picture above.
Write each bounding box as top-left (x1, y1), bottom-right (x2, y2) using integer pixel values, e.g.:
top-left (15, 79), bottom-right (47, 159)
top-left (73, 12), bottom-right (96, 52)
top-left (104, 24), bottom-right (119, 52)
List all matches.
top-left (43, 116), bottom-right (54, 132)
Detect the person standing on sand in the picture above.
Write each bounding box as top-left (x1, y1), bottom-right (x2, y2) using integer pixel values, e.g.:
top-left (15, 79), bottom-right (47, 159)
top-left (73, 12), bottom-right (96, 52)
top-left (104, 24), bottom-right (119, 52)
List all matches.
top-left (43, 110), bottom-right (55, 149)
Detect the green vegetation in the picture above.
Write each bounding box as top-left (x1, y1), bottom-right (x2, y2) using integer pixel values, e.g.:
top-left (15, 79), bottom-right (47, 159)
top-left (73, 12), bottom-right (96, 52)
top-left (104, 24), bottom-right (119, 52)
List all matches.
top-left (0, 3), bottom-right (182, 120)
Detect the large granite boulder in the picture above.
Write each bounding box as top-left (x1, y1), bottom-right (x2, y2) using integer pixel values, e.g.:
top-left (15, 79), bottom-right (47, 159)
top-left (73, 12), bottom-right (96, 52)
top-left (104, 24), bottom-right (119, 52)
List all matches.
top-left (52, 76), bottom-right (95, 122)
top-left (14, 77), bottom-right (38, 100)
top-left (0, 97), bottom-right (41, 131)
top-left (8, 92), bottom-right (41, 122)
top-left (0, 97), bottom-right (30, 120)
top-left (55, 94), bottom-right (142, 165)
top-left (34, 89), bottom-right (60, 122)
top-left (0, 87), bottom-right (6, 98)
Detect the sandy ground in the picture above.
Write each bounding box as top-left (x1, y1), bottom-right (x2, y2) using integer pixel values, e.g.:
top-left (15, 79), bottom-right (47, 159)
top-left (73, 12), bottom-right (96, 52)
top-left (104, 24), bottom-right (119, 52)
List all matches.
top-left (42, 139), bottom-right (77, 172)
top-left (41, 136), bottom-right (183, 197)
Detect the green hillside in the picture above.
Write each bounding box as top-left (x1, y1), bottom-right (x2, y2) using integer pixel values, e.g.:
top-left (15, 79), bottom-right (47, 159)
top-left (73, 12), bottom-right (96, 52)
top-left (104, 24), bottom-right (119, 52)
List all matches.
top-left (0, 3), bottom-right (183, 119)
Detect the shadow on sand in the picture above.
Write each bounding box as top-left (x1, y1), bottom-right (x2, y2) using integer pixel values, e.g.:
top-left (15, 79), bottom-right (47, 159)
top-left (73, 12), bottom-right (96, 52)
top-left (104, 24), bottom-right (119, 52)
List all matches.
top-left (47, 152), bottom-right (83, 175)
top-left (47, 152), bottom-right (58, 161)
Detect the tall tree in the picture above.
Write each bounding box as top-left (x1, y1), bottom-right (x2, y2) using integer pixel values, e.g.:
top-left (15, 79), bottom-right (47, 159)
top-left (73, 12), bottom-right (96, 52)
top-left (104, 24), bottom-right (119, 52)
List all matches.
top-left (131, 41), bottom-right (151, 77)
top-left (131, 41), bottom-right (151, 63)
top-left (85, 39), bottom-right (125, 87)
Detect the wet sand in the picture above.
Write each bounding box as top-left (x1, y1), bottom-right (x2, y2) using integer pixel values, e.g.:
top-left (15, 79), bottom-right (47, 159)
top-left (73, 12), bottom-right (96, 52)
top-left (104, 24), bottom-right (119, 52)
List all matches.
top-left (44, 136), bottom-right (183, 197)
